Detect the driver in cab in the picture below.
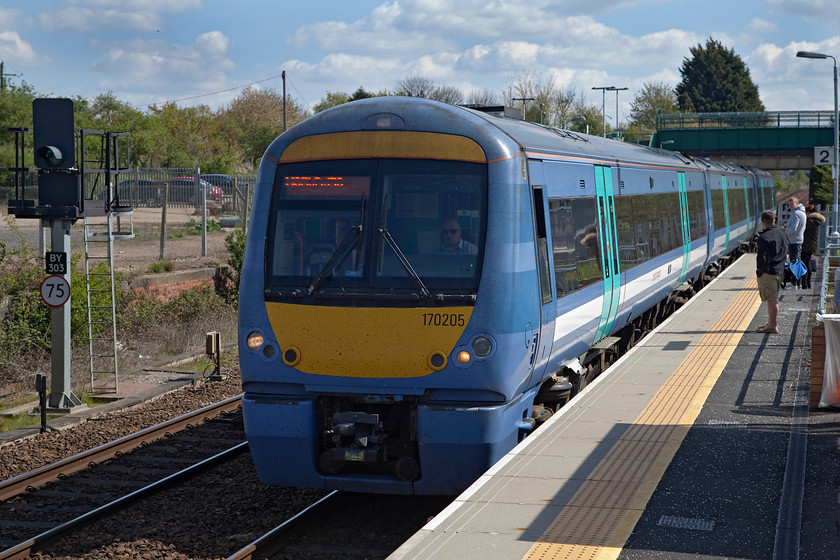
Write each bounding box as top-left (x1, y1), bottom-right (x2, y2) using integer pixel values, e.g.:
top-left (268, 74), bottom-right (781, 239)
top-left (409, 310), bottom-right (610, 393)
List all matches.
top-left (435, 216), bottom-right (477, 255)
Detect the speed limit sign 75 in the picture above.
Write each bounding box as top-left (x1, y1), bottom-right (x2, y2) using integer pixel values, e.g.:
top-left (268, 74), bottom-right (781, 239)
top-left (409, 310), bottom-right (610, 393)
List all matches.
top-left (40, 275), bottom-right (70, 308)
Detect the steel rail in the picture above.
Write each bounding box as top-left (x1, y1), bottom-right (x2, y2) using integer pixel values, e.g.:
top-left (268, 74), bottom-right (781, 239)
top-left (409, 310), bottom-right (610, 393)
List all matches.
top-left (0, 393), bottom-right (243, 502)
top-left (225, 491), bottom-right (339, 560)
top-left (0, 441), bottom-right (249, 560)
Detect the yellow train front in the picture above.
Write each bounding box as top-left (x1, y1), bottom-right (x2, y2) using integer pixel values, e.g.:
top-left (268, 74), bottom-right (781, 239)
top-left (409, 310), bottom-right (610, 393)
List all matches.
top-left (239, 97), bottom-right (559, 495)
top-left (239, 96), bottom-right (770, 495)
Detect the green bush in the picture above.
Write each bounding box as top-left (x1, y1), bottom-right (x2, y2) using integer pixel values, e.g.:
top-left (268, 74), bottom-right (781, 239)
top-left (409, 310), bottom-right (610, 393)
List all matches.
top-left (184, 219), bottom-right (221, 235)
top-left (220, 228), bottom-right (246, 304)
top-left (149, 260), bottom-right (174, 273)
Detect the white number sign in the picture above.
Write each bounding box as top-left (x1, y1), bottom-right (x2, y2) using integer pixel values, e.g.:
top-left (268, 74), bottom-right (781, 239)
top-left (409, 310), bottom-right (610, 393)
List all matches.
top-left (40, 275), bottom-right (70, 308)
top-left (814, 146), bottom-right (836, 166)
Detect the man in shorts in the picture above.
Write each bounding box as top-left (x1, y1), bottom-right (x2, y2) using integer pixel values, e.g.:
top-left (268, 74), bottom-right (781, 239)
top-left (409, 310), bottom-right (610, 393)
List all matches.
top-left (755, 210), bottom-right (789, 333)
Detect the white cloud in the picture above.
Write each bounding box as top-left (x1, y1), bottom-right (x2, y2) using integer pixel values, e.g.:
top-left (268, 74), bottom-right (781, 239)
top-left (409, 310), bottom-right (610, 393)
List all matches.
top-left (90, 32), bottom-right (234, 94)
top-left (746, 18), bottom-right (778, 34)
top-left (0, 30), bottom-right (47, 66)
top-left (38, 0), bottom-right (202, 32)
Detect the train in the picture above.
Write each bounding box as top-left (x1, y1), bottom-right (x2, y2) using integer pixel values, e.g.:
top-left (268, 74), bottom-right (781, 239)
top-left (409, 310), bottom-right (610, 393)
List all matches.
top-left (238, 96), bottom-right (775, 495)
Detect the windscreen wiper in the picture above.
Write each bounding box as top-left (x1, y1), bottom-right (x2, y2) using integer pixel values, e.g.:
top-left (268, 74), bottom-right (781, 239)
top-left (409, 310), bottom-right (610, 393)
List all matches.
top-left (379, 227), bottom-right (430, 299)
top-left (308, 196), bottom-right (366, 297)
top-left (307, 224), bottom-right (362, 296)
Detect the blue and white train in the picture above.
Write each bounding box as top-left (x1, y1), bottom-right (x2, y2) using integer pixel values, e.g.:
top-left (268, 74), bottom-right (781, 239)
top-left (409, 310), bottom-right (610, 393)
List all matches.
top-left (238, 97), bottom-right (775, 495)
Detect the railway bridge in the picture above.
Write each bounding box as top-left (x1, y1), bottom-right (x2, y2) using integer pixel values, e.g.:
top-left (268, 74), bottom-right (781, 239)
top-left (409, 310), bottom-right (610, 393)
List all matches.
top-left (651, 110), bottom-right (836, 170)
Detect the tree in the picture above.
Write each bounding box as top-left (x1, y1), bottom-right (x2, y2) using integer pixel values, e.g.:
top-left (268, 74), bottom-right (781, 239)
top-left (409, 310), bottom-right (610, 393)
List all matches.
top-left (0, 81), bottom-right (37, 187)
top-left (504, 70), bottom-right (555, 123)
top-left (675, 38), bottom-right (765, 113)
top-left (349, 86), bottom-right (376, 101)
top-left (811, 165), bottom-right (834, 207)
top-left (503, 70), bottom-right (601, 132)
top-left (465, 89), bottom-right (500, 106)
top-left (220, 87), bottom-right (308, 168)
top-left (629, 82), bottom-right (678, 130)
top-left (313, 91), bottom-right (350, 113)
top-left (394, 75), bottom-right (463, 105)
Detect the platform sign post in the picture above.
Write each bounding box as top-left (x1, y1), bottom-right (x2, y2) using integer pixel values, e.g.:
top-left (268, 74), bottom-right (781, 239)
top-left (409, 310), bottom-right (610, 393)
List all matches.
top-left (44, 220), bottom-right (82, 411)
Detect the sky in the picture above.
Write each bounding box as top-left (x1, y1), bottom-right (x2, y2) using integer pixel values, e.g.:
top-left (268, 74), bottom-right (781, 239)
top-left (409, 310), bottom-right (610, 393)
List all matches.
top-left (1, 0), bottom-right (839, 125)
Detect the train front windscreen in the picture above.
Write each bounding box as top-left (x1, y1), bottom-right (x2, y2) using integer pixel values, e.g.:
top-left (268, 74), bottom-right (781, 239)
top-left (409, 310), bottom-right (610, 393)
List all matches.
top-left (265, 158), bottom-right (487, 304)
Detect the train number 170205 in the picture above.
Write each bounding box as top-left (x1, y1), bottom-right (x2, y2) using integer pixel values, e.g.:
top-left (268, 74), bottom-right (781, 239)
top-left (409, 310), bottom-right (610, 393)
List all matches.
top-left (422, 313), bottom-right (466, 327)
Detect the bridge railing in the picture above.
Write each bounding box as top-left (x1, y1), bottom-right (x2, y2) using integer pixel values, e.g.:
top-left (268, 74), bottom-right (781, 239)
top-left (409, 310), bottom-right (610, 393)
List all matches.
top-left (657, 111), bottom-right (836, 130)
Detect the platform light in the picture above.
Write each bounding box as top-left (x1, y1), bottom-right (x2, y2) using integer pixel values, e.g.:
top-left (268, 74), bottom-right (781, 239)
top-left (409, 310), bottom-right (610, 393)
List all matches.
top-left (796, 50), bottom-right (839, 234)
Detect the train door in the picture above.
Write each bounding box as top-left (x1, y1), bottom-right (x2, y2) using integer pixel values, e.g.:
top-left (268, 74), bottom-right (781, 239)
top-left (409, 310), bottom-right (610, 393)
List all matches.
top-left (594, 166), bottom-right (621, 343)
top-left (759, 177), bottom-right (767, 211)
top-left (742, 176), bottom-right (752, 235)
top-left (677, 172), bottom-right (691, 283)
top-left (720, 175), bottom-right (731, 257)
top-left (525, 160), bottom-right (555, 384)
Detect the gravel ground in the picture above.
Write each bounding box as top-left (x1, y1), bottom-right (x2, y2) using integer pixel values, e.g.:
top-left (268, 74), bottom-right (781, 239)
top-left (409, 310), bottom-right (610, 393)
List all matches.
top-left (0, 370), bottom-right (245, 480)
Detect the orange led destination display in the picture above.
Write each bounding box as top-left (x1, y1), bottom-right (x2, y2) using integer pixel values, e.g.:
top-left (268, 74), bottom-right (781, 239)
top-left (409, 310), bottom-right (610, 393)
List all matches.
top-left (283, 176), bottom-right (370, 197)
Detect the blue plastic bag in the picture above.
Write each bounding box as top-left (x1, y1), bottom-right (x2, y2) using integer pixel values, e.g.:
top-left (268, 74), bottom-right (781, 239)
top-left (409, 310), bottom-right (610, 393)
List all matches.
top-left (790, 259), bottom-right (807, 279)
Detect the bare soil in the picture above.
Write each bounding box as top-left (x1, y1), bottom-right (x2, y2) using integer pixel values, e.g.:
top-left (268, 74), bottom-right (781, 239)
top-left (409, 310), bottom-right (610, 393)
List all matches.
top-left (1, 206), bottom-right (236, 279)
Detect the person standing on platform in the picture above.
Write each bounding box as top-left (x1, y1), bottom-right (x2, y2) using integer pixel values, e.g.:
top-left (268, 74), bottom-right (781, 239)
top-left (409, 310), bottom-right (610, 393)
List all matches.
top-left (801, 204), bottom-right (826, 290)
top-left (785, 196), bottom-right (807, 287)
top-left (756, 210), bottom-right (789, 334)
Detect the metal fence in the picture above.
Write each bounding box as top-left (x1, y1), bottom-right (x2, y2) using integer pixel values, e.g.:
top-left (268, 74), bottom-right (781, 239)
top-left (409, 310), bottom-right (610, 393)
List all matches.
top-left (117, 168), bottom-right (256, 213)
top-left (2, 167), bottom-right (256, 218)
top-left (657, 111), bottom-right (836, 130)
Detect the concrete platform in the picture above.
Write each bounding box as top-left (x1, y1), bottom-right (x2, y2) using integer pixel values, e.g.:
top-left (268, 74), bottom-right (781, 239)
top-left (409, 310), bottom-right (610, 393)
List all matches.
top-left (389, 254), bottom-right (839, 560)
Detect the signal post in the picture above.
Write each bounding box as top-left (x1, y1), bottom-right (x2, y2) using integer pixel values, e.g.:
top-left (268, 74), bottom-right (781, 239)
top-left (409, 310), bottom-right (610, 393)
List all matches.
top-left (8, 98), bottom-right (130, 412)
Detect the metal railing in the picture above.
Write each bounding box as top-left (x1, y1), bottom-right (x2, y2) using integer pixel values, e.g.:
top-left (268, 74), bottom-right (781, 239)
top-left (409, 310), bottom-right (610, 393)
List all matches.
top-left (820, 231), bottom-right (840, 315)
top-left (657, 111), bottom-right (836, 131)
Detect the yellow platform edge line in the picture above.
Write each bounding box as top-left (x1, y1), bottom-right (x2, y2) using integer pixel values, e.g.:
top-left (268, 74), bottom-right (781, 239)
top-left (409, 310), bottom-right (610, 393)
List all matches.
top-left (595, 279), bottom-right (761, 560)
top-left (524, 276), bottom-right (761, 560)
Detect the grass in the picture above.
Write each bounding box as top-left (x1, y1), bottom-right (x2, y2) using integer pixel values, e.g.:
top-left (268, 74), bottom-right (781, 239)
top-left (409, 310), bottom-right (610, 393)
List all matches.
top-left (0, 413), bottom-right (61, 433)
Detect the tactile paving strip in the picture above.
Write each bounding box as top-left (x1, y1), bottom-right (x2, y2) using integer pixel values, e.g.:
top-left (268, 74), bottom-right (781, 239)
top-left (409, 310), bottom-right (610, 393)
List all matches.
top-left (524, 277), bottom-right (761, 560)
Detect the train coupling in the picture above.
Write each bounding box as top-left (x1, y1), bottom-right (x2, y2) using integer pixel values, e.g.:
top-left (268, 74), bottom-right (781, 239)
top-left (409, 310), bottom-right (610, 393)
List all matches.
top-left (320, 411), bottom-right (387, 472)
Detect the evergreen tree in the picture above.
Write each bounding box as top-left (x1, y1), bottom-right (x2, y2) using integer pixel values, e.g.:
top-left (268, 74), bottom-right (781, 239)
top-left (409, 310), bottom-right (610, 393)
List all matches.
top-left (675, 38), bottom-right (765, 113)
top-left (811, 165), bottom-right (834, 207)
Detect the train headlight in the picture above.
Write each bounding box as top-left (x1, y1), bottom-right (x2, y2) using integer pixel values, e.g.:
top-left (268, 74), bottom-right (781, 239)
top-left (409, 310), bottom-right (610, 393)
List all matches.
top-left (471, 336), bottom-right (493, 358)
top-left (456, 351), bottom-right (471, 364)
top-left (246, 331), bottom-right (265, 351)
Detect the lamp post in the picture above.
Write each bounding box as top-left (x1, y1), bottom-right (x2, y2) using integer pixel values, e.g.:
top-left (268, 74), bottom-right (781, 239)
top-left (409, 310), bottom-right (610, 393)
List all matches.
top-left (660, 140), bottom-right (675, 149)
top-left (797, 50), bottom-right (839, 234)
top-left (608, 86), bottom-right (628, 137)
top-left (571, 116), bottom-right (590, 135)
top-left (592, 86), bottom-right (614, 137)
top-left (512, 97), bottom-right (535, 121)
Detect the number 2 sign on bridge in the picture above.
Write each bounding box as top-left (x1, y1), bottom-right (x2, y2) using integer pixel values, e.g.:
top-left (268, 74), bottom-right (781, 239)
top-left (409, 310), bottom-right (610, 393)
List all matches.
top-left (40, 275), bottom-right (70, 308)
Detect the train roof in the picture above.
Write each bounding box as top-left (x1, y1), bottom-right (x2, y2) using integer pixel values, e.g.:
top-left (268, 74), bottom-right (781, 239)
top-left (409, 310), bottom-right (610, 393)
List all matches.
top-left (268, 97), bottom-right (761, 177)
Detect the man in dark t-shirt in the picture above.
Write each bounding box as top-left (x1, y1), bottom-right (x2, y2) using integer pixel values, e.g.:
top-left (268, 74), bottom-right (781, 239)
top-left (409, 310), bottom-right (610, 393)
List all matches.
top-left (755, 210), bottom-right (789, 334)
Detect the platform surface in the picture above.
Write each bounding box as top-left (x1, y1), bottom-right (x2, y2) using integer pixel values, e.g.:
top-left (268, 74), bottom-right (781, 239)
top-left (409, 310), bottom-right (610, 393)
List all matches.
top-left (390, 254), bottom-right (840, 560)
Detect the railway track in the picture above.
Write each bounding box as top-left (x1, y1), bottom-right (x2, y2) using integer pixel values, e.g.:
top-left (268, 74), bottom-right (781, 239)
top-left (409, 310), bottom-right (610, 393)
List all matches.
top-left (226, 491), bottom-right (452, 560)
top-left (0, 395), bottom-right (245, 557)
top-left (0, 443), bottom-right (248, 560)
top-left (0, 394), bottom-right (243, 503)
